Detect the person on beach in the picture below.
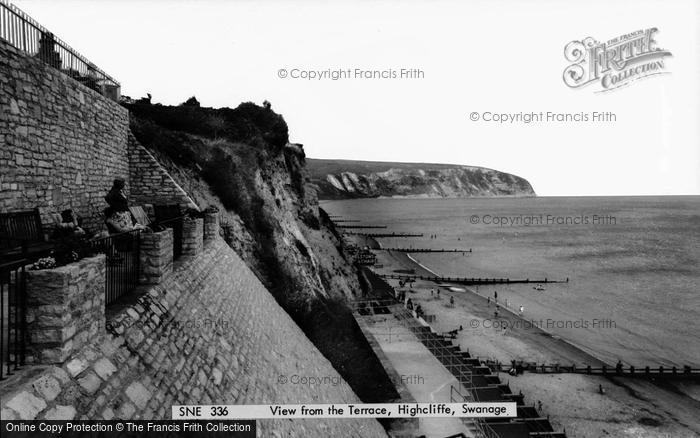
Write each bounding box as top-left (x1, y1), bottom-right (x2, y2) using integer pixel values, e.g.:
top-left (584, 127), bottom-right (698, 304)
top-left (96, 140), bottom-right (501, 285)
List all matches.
top-left (487, 296), bottom-right (491, 306)
top-left (519, 305), bottom-right (524, 316)
top-left (450, 296), bottom-right (455, 307)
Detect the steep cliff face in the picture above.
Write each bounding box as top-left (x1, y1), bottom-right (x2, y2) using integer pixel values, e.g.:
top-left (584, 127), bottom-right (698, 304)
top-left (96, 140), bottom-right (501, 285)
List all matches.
top-left (308, 159), bottom-right (536, 199)
top-left (125, 101), bottom-right (398, 405)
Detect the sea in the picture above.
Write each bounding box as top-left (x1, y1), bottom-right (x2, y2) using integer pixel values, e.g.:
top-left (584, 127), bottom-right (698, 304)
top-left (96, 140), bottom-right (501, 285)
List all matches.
top-left (322, 196), bottom-right (700, 367)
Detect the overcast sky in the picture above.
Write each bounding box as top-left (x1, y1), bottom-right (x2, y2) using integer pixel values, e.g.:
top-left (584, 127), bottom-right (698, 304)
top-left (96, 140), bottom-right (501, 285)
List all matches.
top-left (13, 0), bottom-right (700, 196)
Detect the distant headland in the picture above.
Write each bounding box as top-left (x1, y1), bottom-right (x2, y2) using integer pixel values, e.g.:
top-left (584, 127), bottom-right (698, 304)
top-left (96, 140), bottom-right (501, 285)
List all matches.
top-left (307, 158), bottom-right (536, 199)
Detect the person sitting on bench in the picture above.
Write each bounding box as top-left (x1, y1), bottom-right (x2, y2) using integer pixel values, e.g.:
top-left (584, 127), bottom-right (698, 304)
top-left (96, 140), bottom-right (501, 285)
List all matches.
top-left (104, 178), bottom-right (145, 234)
top-left (52, 209), bottom-right (86, 239)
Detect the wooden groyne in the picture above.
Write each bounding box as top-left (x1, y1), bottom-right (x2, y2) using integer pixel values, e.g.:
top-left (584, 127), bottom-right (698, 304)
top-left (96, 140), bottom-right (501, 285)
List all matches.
top-left (332, 219), bottom-right (361, 223)
top-left (485, 360), bottom-right (700, 380)
top-left (379, 273), bottom-right (568, 285)
top-left (380, 248), bottom-right (472, 253)
top-left (336, 225), bottom-right (388, 229)
top-left (345, 232), bottom-right (424, 238)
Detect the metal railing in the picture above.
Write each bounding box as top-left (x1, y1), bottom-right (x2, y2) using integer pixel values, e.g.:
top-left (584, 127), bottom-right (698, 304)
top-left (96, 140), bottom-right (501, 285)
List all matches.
top-left (0, 258), bottom-right (27, 380)
top-left (0, 0), bottom-right (120, 101)
top-left (86, 230), bottom-right (141, 305)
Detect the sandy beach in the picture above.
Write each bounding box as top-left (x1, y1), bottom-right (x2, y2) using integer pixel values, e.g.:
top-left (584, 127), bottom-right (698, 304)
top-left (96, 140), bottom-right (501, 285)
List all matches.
top-left (369, 247), bottom-right (700, 438)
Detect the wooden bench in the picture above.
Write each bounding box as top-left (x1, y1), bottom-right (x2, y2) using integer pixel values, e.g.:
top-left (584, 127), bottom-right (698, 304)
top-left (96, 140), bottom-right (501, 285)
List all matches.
top-left (129, 206), bottom-right (153, 228)
top-left (0, 208), bottom-right (54, 262)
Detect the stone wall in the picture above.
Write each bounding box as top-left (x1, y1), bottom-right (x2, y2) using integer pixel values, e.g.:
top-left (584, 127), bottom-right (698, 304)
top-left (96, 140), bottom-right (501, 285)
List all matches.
top-left (139, 229), bottom-right (174, 285)
top-left (24, 254), bottom-right (106, 364)
top-left (203, 210), bottom-right (220, 244)
top-left (181, 217), bottom-right (203, 257)
top-left (0, 39), bottom-right (129, 233)
top-left (0, 240), bottom-right (388, 437)
top-left (127, 134), bottom-right (197, 210)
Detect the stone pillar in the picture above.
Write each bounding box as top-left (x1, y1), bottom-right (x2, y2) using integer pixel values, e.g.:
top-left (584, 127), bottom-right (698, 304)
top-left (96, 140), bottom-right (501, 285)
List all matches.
top-left (182, 217), bottom-right (204, 257)
top-left (25, 254), bottom-right (106, 364)
top-left (139, 228), bottom-right (173, 284)
top-left (221, 221), bottom-right (235, 245)
top-left (203, 211), bottom-right (220, 245)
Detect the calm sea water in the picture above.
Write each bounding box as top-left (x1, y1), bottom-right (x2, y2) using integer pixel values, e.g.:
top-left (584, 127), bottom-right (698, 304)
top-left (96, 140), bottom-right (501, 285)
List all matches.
top-left (323, 196), bottom-right (700, 366)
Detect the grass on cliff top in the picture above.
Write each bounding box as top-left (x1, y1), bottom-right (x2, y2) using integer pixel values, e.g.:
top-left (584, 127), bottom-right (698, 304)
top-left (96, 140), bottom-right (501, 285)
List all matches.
top-left (125, 100), bottom-right (289, 152)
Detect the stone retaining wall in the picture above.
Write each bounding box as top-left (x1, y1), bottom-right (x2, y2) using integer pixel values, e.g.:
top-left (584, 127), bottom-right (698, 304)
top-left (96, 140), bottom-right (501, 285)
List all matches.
top-left (0, 39), bottom-right (129, 233)
top-left (127, 134), bottom-right (197, 210)
top-left (0, 240), bottom-right (387, 437)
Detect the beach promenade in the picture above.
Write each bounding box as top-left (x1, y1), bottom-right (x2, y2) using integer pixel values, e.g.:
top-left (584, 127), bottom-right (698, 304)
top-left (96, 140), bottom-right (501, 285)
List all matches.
top-left (358, 313), bottom-right (472, 438)
top-left (366, 247), bottom-right (700, 438)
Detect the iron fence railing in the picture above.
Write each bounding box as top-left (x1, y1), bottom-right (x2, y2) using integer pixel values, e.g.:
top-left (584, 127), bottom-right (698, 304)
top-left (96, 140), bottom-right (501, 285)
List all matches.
top-left (86, 229), bottom-right (141, 305)
top-left (0, 258), bottom-right (27, 380)
top-left (0, 0), bottom-right (120, 101)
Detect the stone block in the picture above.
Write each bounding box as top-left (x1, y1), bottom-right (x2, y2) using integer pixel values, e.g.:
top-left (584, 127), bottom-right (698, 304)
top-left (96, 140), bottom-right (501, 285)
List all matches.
top-left (32, 375), bottom-right (61, 401)
top-left (93, 358), bottom-right (117, 380)
top-left (77, 371), bottom-right (102, 395)
top-left (125, 381), bottom-right (150, 410)
top-left (43, 405), bottom-right (77, 420)
top-left (5, 391), bottom-right (47, 420)
top-left (66, 358), bottom-right (89, 377)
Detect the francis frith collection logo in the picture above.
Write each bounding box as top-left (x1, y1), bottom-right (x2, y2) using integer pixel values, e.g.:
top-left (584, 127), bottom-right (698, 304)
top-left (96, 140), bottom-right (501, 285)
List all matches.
top-left (563, 28), bottom-right (672, 92)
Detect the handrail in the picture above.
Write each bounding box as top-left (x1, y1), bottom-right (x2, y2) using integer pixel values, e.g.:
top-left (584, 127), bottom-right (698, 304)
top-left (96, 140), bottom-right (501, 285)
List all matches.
top-left (0, 258), bottom-right (27, 380)
top-left (0, 0), bottom-right (120, 100)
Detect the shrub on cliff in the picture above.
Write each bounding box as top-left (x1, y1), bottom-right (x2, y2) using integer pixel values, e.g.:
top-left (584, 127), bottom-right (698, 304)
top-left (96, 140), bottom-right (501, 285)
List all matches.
top-left (126, 100), bottom-right (288, 154)
top-left (219, 102), bottom-right (289, 152)
top-left (203, 147), bottom-right (254, 218)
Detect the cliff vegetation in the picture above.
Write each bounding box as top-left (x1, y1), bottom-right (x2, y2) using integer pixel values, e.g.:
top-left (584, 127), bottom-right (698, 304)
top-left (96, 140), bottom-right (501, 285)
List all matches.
top-left (124, 99), bottom-right (398, 405)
